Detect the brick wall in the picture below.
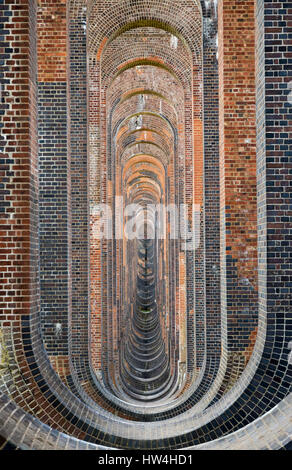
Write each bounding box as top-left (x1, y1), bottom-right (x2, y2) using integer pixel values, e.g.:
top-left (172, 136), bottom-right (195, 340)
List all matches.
top-left (218, 0), bottom-right (258, 369)
top-left (0, 0), bottom-right (39, 370)
top-left (37, 0), bottom-right (70, 357)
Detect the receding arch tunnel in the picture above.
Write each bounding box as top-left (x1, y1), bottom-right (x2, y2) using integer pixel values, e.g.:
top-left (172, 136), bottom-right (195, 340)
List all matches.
top-left (0, 0), bottom-right (291, 451)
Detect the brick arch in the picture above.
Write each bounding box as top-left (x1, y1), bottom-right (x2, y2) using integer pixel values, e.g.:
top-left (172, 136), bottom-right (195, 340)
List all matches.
top-left (107, 66), bottom-right (185, 116)
top-left (108, 58), bottom-right (191, 92)
top-left (100, 26), bottom-right (192, 87)
top-left (112, 100), bottom-right (180, 135)
top-left (87, 1), bottom-right (202, 58)
top-left (3, 0), bottom-right (290, 452)
top-left (121, 145), bottom-right (169, 168)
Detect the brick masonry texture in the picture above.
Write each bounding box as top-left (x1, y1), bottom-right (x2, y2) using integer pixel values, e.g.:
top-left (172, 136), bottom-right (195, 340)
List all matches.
top-left (0, 0), bottom-right (291, 451)
top-left (37, 1), bottom-right (70, 359)
top-left (218, 0), bottom-right (258, 357)
top-left (38, 82), bottom-right (69, 356)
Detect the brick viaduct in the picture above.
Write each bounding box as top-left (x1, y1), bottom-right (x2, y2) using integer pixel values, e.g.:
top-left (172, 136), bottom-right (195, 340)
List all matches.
top-left (0, 0), bottom-right (291, 450)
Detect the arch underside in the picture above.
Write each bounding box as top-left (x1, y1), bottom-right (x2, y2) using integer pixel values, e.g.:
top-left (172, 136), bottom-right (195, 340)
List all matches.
top-left (0, 0), bottom-right (291, 451)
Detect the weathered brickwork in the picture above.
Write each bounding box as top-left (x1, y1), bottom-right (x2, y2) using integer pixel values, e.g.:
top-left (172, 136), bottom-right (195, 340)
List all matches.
top-left (37, 0), bottom-right (70, 359)
top-left (218, 0), bottom-right (259, 368)
top-left (0, 0), bottom-right (291, 451)
top-left (37, 0), bottom-right (67, 82)
top-left (0, 0), bottom-right (38, 320)
top-left (38, 82), bottom-right (69, 355)
top-left (69, 14), bottom-right (88, 366)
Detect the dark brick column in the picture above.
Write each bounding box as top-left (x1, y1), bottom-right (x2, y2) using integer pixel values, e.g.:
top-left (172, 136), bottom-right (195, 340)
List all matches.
top-left (201, 17), bottom-right (221, 380)
top-left (37, 1), bottom-right (70, 362)
top-left (69, 11), bottom-right (89, 363)
top-left (256, 0), bottom-right (292, 398)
